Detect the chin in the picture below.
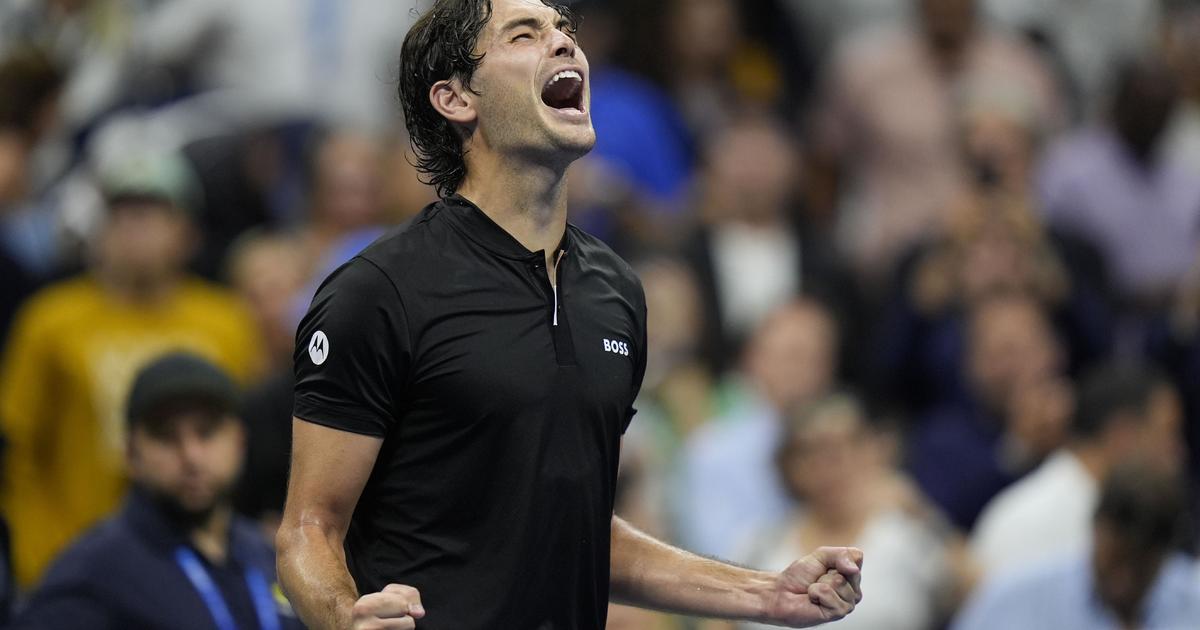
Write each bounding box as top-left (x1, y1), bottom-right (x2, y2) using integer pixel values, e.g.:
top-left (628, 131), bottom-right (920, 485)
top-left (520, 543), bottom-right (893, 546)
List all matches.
top-left (547, 123), bottom-right (597, 161)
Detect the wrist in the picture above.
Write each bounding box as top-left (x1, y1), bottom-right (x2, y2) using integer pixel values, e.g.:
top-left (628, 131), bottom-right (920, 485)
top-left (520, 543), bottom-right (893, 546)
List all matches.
top-left (744, 570), bottom-right (784, 624)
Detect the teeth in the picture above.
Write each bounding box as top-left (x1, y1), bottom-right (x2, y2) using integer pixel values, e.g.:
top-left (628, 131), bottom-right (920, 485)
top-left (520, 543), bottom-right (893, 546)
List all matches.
top-left (549, 70), bottom-right (582, 85)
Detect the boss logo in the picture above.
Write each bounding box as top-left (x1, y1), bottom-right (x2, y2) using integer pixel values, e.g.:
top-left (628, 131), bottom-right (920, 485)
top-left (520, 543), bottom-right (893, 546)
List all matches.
top-left (603, 338), bottom-right (630, 356)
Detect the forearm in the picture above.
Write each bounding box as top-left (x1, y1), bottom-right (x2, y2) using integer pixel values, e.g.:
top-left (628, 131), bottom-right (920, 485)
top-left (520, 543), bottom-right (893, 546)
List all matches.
top-left (609, 516), bottom-right (776, 623)
top-left (276, 520), bottom-right (359, 630)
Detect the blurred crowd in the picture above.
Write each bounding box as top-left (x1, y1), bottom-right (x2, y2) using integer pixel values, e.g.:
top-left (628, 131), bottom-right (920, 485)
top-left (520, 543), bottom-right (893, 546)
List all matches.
top-left (1, 0), bottom-right (1199, 628)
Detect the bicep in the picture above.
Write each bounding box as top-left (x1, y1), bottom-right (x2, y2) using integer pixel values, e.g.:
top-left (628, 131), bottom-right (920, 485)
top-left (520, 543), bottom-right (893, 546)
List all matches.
top-left (282, 418), bottom-right (383, 537)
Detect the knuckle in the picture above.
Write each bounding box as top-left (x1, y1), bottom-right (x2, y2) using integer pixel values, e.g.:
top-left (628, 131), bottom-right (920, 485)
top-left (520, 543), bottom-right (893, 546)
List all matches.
top-left (385, 583), bottom-right (420, 599)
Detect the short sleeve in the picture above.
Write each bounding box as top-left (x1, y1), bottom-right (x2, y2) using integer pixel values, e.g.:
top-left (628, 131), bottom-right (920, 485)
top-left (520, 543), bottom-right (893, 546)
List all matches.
top-left (293, 257), bottom-right (411, 437)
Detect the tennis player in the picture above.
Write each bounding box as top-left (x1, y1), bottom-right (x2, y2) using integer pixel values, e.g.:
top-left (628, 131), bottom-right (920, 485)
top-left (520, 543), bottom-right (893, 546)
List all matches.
top-left (276, 1), bottom-right (864, 628)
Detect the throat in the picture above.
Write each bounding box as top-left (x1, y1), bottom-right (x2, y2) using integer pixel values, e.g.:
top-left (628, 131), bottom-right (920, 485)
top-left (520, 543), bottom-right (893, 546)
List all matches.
top-left (189, 505), bottom-right (232, 565)
top-left (455, 169), bottom-right (569, 255)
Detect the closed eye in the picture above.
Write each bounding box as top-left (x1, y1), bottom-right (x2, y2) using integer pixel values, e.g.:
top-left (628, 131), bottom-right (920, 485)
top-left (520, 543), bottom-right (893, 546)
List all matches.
top-left (511, 32), bottom-right (534, 42)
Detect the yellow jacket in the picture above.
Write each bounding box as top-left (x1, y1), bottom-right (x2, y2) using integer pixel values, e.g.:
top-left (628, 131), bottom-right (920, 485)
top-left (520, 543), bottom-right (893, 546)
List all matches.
top-left (0, 275), bottom-right (263, 587)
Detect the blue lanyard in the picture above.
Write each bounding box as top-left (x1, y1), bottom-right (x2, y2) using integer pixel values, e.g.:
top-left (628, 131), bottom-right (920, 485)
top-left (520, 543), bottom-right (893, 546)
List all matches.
top-left (174, 547), bottom-right (282, 630)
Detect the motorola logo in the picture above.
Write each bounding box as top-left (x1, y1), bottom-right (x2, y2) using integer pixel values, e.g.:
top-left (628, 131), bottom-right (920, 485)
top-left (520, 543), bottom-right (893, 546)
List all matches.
top-left (309, 331), bottom-right (330, 365)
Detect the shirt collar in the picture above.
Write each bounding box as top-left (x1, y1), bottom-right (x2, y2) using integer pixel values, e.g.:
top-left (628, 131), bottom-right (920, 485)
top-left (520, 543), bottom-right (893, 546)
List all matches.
top-left (119, 487), bottom-right (254, 567)
top-left (441, 194), bottom-right (572, 261)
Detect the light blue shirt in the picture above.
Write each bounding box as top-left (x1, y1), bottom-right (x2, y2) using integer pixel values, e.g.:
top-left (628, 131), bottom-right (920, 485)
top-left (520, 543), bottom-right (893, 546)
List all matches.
top-left (954, 552), bottom-right (1200, 630)
top-left (677, 392), bottom-right (792, 559)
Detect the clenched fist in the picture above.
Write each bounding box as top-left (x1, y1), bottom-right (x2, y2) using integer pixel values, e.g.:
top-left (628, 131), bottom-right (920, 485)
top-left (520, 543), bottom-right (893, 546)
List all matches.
top-left (351, 584), bottom-right (426, 630)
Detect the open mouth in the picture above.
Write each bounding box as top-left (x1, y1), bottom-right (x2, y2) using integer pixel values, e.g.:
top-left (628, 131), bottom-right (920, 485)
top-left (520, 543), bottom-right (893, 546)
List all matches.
top-left (541, 69), bottom-right (585, 113)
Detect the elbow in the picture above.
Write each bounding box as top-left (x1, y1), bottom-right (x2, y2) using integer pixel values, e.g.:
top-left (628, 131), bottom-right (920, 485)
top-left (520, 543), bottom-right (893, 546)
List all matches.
top-left (274, 520), bottom-right (301, 592)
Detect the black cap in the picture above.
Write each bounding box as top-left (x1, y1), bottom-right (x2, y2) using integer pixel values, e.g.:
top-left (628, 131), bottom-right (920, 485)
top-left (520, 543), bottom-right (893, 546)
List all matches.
top-left (126, 352), bottom-right (240, 430)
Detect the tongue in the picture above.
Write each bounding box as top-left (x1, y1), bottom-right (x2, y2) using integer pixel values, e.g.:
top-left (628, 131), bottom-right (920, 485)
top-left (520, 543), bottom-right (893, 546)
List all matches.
top-left (542, 78), bottom-right (581, 109)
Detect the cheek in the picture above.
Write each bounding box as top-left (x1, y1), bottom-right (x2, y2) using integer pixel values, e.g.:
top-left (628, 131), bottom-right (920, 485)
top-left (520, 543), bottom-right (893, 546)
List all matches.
top-left (131, 444), bottom-right (182, 479)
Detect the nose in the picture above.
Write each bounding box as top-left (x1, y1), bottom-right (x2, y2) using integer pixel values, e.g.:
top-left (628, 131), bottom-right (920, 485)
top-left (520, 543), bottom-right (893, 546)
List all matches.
top-left (177, 428), bottom-right (207, 468)
top-left (550, 29), bottom-right (576, 59)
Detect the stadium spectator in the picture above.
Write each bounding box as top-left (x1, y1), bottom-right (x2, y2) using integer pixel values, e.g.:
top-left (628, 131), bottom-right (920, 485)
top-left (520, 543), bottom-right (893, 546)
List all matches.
top-left (954, 462), bottom-right (1200, 630)
top-left (225, 233), bottom-right (306, 373)
top-left (970, 362), bottom-right (1185, 579)
top-left (1037, 56), bottom-right (1200, 314)
top-left (0, 153), bottom-right (262, 587)
top-left (0, 46), bottom-right (64, 346)
top-left (569, 0), bottom-right (693, 211)
top-left (1161, 2), bottom-right (1200, 174)
top-left (131, 0), bottom-right (421, 134)
top-left (1149, 251), bottom-right (1200, 482)
top-left (726, 393), bottom-right (965, 630)
top-left (807, 0), bottom-right (1062, 288)
top-left (684, 115), bottom-right (853, 377)
top-left (908, 291), bottom-right (1072, 530)
top-left (678, 299), bottom-right (839, 558)
top-left (11, 353), bottom-right (302, 629)
top-left (224, 233), bottom-right (307, 535)
top-left (981, 0), bottom-right (1161, 121)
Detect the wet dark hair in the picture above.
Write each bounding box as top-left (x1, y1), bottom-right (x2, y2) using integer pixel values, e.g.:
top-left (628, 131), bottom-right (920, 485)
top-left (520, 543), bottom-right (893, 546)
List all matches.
top-left (398, 0), bottom-right (578, 198)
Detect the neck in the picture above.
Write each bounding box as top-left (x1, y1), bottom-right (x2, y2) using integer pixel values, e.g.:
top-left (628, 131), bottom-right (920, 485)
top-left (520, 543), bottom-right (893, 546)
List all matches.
top-left (95, 266), bottom-right (180, 305)
top-left (190, 504), bottom-right (232, 564)
top-left (1070, 442), bottom-right (1108, 482)
top-left (805, 487), bottom-right (870, 537)
top-left (456, 154), bottom-right (570, 262)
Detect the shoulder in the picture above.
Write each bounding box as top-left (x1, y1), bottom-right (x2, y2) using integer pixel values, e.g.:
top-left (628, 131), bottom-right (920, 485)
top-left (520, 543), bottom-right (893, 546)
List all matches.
top-left (177, 278), bottom-right (254, 318)
top-left (957, 554), bottom-right (1084, 628)
top-left (11, 276), bottom-right (102, 331)
top-left (978, 453), bottom-right (1084, 525)
top-left (354, 202), bottom-right (448, 275)
top-left (568, 226), bottom-right (644, 301)
top-left (34, 518), bottom-right (131, 589)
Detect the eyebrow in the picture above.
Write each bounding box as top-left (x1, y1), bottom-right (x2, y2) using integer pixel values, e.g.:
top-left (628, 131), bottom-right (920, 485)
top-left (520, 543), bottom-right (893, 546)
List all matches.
top-left (499, 15), bottom-right (572, 35)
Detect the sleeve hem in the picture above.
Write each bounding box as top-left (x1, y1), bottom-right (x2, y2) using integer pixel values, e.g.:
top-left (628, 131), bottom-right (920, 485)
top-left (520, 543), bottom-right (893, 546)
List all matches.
top-left (293, 397), bottom-right (388, 438)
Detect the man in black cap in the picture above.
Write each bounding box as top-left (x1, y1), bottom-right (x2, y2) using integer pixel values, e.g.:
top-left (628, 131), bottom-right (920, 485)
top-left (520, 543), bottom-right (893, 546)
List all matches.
top-left (11, 352), bottom-right (301, 630)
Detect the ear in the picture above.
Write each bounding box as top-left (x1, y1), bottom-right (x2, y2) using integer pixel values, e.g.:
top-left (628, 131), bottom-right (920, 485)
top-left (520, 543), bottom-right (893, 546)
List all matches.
top-left (430, 78), bottom-right (477, 128)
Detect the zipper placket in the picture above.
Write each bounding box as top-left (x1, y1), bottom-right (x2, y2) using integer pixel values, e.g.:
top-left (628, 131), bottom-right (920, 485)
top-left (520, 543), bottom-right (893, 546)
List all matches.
top-left (550, 249), bottom-right (567, 326)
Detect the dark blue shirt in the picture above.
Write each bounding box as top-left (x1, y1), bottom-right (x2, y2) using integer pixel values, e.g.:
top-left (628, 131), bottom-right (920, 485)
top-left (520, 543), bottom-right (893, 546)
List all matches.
top-left (909, 399), bottom-right (1025, 530)
top-left (12, 490), bottom-right (303, 630)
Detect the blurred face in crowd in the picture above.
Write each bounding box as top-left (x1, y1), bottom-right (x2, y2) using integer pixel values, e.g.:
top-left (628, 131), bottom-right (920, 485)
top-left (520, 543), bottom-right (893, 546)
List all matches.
top-left (454, 0), bottom-right (594, 168)
top-left (745, 302), bottom-right (837, 410)
top-left (1092, 520), bottom-right (1167, 625)
top-left (667, 0), bottom-right (738, 74)
top-left (967, 294), bottom-right (1061, 412)
top-left (1104, 385), bottom-right (1185, 473)
top-left (128, 407), bottom-right (245, 524)
top-left (962, 107), bottom-right (1036, 194)
top-left (96, 199), bottom-right (193, 290)
top-left (919, 0), bottom-right (976, 61)
top-left (641, 260), bottom-right (703, 368)
top-left (703, 118), bottom-right (799, 225)
top-left (228, 236), bottom-right (306, 365)
top-left (381, 135), bottom-right (438, 223)
top-left (312, 133), bottom-right (384, 231)
top-left (778, 400), bottom-right (876, 513)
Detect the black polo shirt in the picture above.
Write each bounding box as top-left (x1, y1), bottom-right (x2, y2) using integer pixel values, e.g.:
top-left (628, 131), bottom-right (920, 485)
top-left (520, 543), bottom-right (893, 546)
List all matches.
top-left (292, 195), bottom-right (647, 630)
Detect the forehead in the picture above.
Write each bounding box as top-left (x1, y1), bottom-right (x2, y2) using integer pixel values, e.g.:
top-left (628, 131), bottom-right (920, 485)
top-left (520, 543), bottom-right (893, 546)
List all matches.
top-left (486, 0), bottom-right (561, 31)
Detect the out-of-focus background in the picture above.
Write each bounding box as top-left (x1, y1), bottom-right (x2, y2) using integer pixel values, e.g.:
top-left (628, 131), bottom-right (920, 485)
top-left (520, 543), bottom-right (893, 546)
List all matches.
top-left (0, 0), bottom-right (1198, 628)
